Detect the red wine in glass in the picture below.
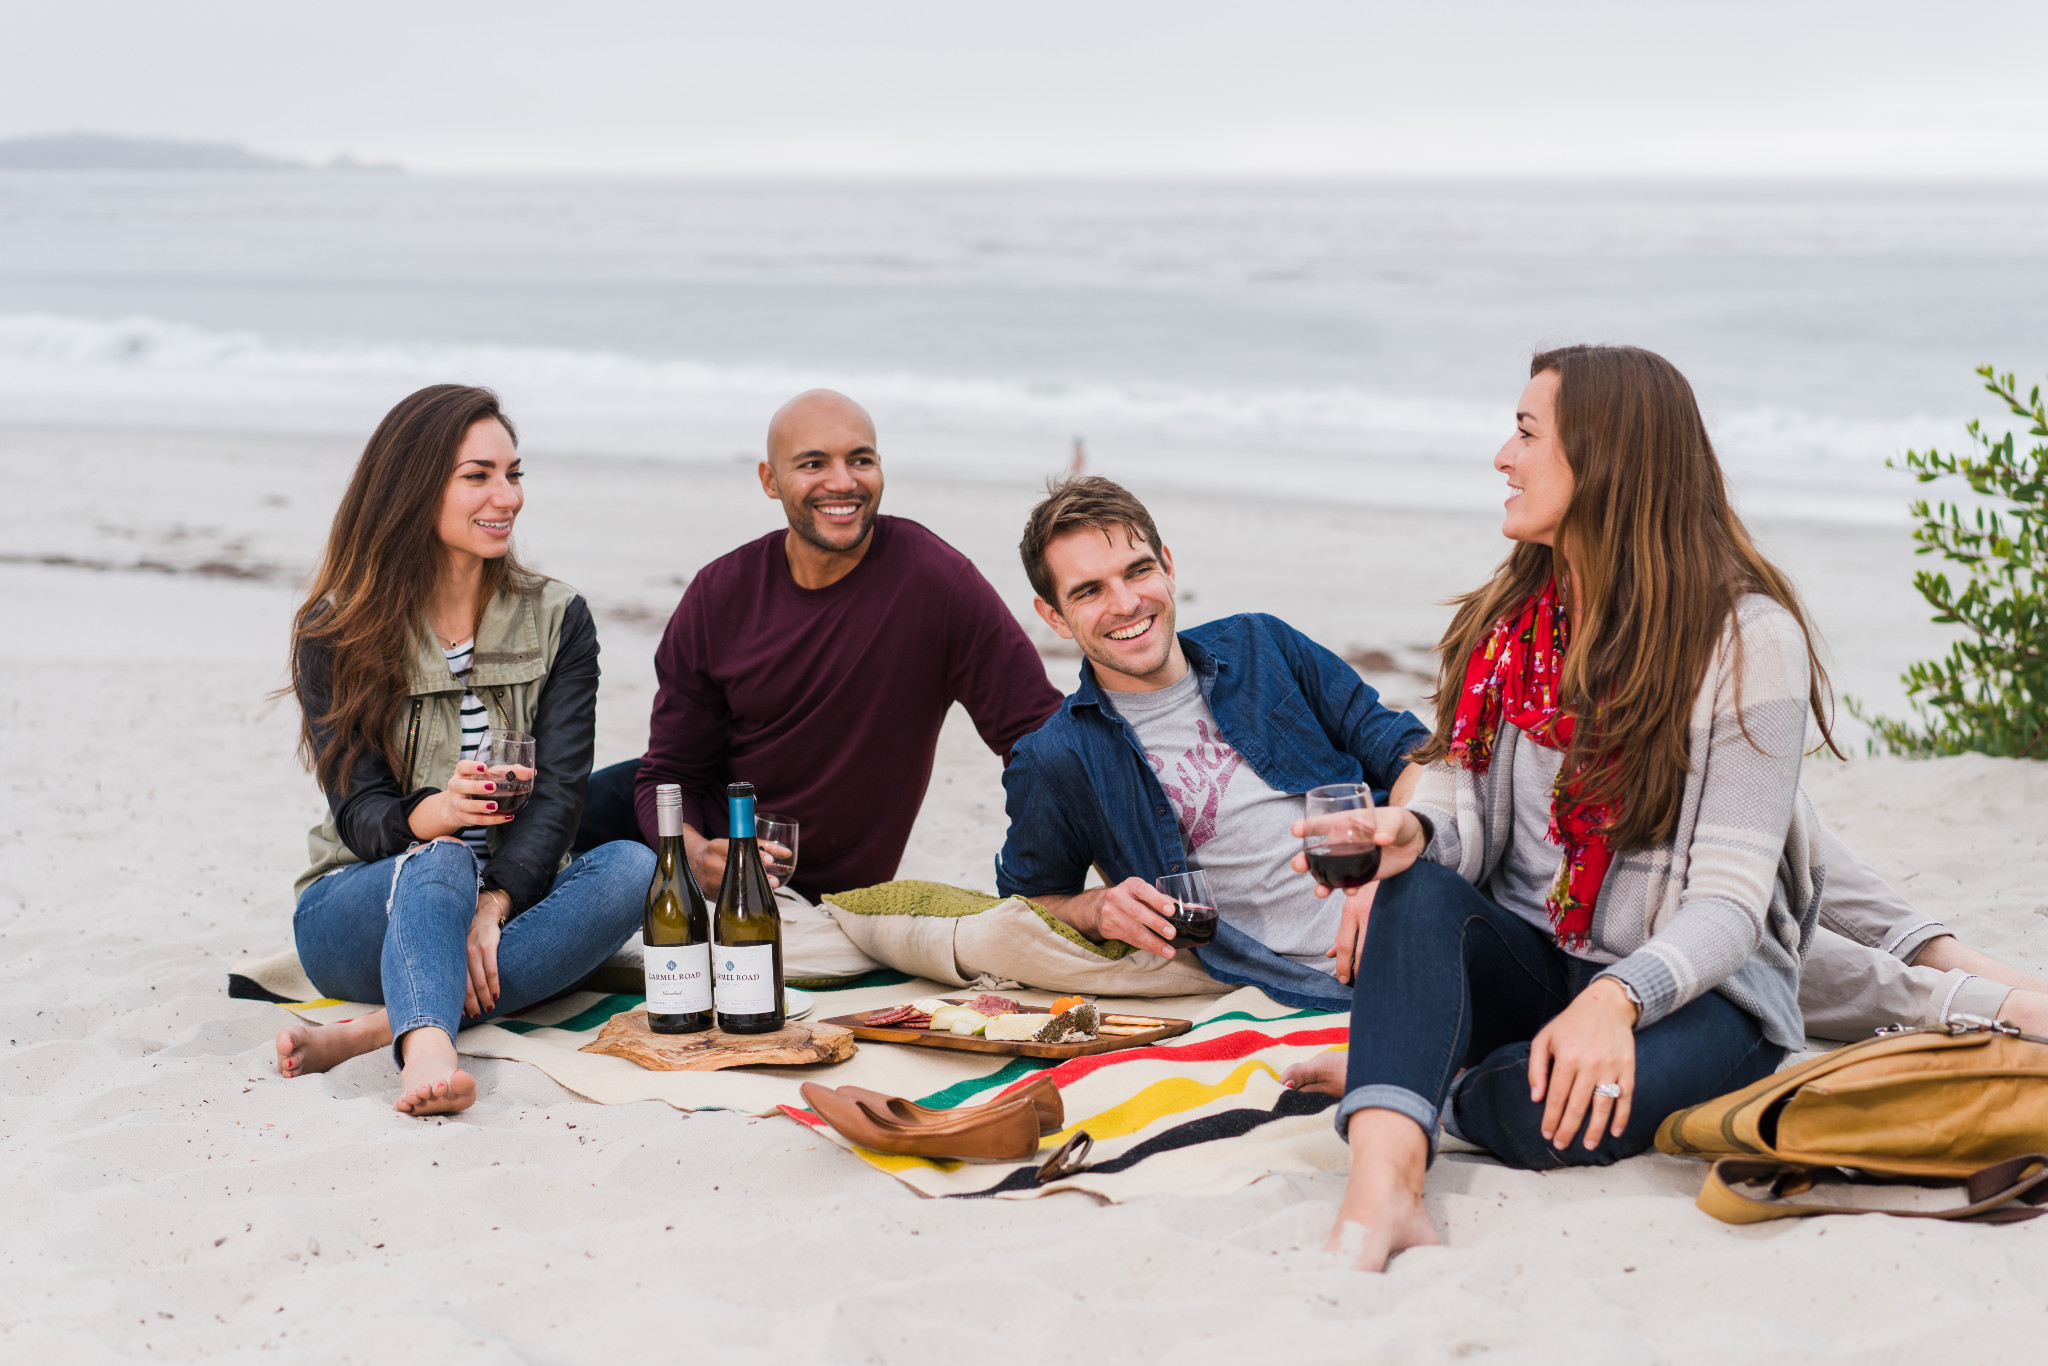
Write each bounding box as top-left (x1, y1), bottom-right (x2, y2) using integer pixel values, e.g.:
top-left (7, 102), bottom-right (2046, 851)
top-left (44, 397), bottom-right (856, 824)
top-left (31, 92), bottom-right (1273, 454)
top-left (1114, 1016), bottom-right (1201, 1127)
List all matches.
top-left (1164, 900), bottom-right (1218, 945)
top-left (487, 768), bottom-right (535, 812)
top-left (477, 728), bottom-right (538, 814)
top-left (1306, 843), bottom-right (1380, 890)
top-left (1155, 870), bottom-right (1219, 946)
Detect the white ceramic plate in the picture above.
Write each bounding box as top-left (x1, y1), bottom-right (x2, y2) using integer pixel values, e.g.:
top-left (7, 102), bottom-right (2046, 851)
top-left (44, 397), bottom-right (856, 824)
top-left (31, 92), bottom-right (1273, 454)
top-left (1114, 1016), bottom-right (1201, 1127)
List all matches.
top-left (785, 987), bottom-right (815, 1021)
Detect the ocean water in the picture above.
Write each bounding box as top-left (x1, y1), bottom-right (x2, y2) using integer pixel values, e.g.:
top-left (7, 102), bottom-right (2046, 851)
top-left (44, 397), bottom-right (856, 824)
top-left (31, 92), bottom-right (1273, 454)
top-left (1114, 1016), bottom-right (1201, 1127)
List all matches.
top-left (3, 174), bottom-right (2046, 522)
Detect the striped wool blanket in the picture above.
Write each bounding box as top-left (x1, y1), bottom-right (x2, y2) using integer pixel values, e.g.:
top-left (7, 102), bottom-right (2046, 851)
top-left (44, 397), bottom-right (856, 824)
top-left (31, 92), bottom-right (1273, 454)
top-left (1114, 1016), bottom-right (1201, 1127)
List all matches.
top-left (233, 949), bottom-right (1352, 1201)
top-left (784, 989), bottom-right (1353, 1201)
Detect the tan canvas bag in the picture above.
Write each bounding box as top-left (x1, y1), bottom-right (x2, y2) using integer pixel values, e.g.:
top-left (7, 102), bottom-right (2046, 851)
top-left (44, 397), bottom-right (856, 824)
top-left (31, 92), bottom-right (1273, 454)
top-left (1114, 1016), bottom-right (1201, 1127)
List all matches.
top-left (1655, 1018), bottom-right (2048, 1225)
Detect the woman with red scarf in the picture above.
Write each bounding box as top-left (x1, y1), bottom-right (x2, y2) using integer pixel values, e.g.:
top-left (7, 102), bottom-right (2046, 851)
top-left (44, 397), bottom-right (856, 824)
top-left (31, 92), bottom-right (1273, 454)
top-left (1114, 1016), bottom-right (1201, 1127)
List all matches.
top-left (1292, 345), bottom-right (1838, 1270)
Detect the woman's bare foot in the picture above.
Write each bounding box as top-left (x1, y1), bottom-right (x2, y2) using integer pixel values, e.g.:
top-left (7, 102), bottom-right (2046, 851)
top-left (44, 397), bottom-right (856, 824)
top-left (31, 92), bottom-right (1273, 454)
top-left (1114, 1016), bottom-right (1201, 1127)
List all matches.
top-left (394, 1027), bottom-right (477, 1117)
top-left (1326, 1109), bottom-right (1442, 1272)
top-left (1281, 1048), bottom-right (1347, 1097)
top-left (275, 1009), bottom-right (392, 1079)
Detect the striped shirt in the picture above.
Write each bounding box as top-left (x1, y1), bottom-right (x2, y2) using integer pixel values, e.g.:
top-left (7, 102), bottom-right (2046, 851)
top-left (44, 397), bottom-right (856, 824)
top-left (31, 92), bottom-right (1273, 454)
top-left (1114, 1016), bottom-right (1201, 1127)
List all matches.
top-left (444, 639), bottom-right (492, 865)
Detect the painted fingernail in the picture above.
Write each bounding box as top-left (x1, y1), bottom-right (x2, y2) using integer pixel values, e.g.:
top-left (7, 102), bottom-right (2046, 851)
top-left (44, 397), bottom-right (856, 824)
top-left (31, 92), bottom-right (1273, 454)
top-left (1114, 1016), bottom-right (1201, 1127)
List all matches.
top-left (487, 802), bottom-right (497, 811)
top-left (485, 783), bottom-right (495, 792)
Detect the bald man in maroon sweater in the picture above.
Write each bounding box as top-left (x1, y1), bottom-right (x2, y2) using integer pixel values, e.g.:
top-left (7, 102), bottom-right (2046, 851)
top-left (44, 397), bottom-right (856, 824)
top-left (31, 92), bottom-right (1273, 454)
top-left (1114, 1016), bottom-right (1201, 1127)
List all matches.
top-left (575, 390), bottom-right (1062, 902)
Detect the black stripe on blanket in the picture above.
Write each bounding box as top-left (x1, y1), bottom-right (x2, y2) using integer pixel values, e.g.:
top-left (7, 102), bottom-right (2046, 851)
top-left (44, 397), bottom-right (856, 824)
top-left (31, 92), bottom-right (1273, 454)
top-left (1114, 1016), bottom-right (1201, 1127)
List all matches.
top-left (226, 974), bottom-right (300, 1004)
top-left (957, 1086), bottom-right (1338, 1199)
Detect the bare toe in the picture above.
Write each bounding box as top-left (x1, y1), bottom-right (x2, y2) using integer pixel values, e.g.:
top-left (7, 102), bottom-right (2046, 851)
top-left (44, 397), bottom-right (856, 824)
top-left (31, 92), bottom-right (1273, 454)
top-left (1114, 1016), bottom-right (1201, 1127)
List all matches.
top-left (276, 1025), bottom-right (310, 1079)
top-left (394, 1069), bottom-right (476, 1117)
top-left (1282, 1049), bottom-right (1348, 1098)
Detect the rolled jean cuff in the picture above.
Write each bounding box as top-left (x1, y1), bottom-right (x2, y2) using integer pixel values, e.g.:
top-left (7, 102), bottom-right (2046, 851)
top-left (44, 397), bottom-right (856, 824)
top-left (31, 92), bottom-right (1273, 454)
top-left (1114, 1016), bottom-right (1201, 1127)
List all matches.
top-left (1333, 1084), bottom-right (1440, 1163)
top-left (389, 1014), bottom-right (457, 1068)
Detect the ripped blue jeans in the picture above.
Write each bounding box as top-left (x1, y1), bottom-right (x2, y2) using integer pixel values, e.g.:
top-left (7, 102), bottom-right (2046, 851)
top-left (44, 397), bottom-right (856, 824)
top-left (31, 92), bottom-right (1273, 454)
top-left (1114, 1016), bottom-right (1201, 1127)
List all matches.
top-left (293, 838), bottom-right (651, 1067)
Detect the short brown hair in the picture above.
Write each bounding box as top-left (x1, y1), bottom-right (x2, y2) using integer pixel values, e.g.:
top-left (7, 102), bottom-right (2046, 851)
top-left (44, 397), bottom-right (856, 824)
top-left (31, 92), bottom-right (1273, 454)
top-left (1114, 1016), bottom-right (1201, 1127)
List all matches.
top-left (1019, 476), bottom-right (1164, 605)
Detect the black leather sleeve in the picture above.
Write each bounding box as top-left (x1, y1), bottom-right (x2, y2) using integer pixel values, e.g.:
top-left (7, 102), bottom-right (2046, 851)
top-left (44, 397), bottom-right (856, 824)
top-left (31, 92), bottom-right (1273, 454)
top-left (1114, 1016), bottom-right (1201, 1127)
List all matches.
top-left (480, 595), bottom-right (601, 913)
top-left (298, 631), bottom-right (440, 864)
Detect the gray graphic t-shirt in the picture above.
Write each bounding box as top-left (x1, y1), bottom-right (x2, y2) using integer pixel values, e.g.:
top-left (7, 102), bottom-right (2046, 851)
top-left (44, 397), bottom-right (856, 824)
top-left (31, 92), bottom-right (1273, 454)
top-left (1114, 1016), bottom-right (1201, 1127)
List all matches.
top-left (1102, 669), bottom-right (1341, 972)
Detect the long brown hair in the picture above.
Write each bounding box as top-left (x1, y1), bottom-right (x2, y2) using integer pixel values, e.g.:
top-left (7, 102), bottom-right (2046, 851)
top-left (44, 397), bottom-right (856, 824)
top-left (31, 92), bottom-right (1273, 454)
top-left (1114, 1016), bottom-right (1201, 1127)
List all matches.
top-left (1410, 345), bottom-right (1838, 849)
top-left (287, 384), bottom-right (538, 794)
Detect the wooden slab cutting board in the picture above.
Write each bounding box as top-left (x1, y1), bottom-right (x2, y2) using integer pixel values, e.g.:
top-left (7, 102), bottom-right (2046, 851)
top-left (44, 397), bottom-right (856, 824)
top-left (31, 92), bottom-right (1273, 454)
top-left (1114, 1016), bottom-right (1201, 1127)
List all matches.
top-left (580, 1008), bottom-right (856, 1072)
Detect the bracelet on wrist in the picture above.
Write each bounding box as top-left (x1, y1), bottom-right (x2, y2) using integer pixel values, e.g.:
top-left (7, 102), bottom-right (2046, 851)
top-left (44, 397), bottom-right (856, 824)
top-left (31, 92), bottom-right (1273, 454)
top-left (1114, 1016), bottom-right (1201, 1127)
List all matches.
top-left (1409, 810), bottom-right (1435, 850)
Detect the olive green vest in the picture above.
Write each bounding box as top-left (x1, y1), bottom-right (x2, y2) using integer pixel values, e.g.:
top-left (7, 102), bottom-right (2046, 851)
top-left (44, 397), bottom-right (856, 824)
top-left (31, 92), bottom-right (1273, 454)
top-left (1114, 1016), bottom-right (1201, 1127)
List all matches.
top-left (295, 578), bottom-right (582, 900)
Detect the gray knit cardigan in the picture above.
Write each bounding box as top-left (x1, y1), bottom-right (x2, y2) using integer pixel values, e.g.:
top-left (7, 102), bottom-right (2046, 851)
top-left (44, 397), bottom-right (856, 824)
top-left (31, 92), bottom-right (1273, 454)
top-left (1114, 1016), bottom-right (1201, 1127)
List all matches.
top-left (1406, 593), bottom-right (1825, 1050)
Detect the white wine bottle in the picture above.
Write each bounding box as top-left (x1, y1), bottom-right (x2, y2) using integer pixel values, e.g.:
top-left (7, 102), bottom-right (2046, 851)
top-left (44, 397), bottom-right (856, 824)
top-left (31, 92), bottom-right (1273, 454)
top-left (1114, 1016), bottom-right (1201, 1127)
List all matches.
top-left (713, 781), bottom-right (785, 1034)
top-left (644, 783), bottom-right (714, 1034)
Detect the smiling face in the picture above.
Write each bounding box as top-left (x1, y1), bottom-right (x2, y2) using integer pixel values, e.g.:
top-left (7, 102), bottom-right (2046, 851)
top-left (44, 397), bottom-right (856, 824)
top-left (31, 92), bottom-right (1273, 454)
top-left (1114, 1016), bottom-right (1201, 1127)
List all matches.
top-left (1496, 369), bottom-right (1575, 547)
top-left (435, 418), bottom-right (522, 561)
top-left (760, 391), bottom-right (885, 555)
top-left (1033, 525), bottom-right (1183, 691)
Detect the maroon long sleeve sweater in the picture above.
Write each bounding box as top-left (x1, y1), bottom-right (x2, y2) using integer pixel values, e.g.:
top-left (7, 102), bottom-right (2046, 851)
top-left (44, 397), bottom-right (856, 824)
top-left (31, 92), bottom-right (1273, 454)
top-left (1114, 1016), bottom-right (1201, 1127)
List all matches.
top-left (633, 516), bottom-right (1064, 900)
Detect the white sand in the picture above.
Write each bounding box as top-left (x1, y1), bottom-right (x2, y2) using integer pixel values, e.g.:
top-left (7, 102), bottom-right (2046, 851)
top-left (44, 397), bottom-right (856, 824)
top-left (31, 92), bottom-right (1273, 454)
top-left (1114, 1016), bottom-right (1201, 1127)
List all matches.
top-left (3, 423), bottom-right (2046, 1362)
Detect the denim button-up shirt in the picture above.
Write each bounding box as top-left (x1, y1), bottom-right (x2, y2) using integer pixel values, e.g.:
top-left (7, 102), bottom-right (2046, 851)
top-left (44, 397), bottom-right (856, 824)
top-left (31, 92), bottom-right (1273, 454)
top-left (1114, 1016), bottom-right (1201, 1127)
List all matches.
top-left (995, 613), bottom-right (1431, 1008)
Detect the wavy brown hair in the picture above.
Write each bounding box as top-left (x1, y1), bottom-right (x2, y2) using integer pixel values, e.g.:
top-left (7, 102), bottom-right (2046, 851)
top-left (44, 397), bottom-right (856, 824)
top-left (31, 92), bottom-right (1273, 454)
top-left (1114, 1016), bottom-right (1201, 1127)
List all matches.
top-left (1409, 345), bottom-right (1838, 850)
top-left (287, 384), bottom-right (537, 794)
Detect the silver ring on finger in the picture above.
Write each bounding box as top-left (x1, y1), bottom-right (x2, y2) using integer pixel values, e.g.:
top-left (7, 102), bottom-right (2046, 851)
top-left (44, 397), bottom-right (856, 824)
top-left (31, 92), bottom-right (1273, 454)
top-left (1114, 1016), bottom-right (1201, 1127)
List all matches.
top-left (1592, 1082), bottom-right (1624, 1099)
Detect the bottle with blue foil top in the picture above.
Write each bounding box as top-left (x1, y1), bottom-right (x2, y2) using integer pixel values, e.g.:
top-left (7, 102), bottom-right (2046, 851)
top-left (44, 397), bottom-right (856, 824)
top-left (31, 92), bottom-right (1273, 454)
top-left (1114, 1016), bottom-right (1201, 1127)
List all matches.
top-left (643, 783), bottom-right (714, 1034)
top-left (712, 781), bottom-right (785, 1033)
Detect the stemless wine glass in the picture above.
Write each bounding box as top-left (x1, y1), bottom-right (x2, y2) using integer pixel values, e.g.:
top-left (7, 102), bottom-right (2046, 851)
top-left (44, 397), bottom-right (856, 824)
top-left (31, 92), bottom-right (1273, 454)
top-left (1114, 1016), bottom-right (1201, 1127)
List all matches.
top-left (1303, 782), bottom-right (1378, 891)
top-left (474, 729), bottom-right (537, 813)
top-left (1154, 869), bottom-right (1219, 946)
top-left (755, 812), bottom-right (799, 888)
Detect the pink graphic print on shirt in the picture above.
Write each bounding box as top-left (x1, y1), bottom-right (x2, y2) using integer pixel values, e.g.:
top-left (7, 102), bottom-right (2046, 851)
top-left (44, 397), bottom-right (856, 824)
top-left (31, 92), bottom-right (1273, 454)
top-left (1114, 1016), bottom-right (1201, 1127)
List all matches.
top-left (1146, 719), bottom-right (1245, 851)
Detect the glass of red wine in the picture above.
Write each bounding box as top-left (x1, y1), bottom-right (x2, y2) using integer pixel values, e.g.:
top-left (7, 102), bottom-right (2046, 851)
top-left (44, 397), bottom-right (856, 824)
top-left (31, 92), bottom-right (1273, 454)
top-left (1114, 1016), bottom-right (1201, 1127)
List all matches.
top-left (475, 729), bottom-right (537, 813)
top-left (1303, 782), bottom-right (1379, 891)
top-left (1154, 870), bottom-right (1219, 946)
top-left (755, 811), bottom-right (798, 889)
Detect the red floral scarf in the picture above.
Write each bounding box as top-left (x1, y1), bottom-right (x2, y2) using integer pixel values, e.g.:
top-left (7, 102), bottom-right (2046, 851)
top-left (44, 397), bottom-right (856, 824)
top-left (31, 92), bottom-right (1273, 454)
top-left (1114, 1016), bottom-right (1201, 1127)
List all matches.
top-left (1446, 579), bottom-right (1614, 949)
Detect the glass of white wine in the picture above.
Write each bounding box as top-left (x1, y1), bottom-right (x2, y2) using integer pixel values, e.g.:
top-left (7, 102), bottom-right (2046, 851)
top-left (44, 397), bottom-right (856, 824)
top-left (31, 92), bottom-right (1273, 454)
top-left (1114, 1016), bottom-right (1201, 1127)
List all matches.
top-left (755, 812), bottom-right (798, 889)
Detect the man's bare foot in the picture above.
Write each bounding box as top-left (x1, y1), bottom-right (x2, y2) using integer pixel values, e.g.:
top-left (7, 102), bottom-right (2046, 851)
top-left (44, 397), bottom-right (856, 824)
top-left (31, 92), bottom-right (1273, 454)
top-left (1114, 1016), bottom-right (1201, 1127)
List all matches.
top-left (1326, 1109), bottom-right (1442, 1272)
top-left (1281, 1048), bottom-right (1347, 1097)
top-left (275, 1009), bottom-right (392, 1079)
top-left (394, 1027), bottom-right (477, 1117)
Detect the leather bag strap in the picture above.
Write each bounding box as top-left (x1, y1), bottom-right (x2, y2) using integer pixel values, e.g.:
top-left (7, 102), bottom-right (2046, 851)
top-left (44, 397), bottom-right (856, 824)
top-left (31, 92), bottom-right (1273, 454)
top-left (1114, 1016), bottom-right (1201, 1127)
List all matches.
top-left (1697, 1155), bottom-right (2048, 1225)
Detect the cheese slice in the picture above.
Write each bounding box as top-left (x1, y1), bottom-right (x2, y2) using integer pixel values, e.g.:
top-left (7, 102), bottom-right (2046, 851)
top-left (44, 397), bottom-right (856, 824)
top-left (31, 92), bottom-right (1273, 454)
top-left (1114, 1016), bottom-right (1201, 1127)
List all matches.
top-left (983, 1013), bottom-right (1054, 1042)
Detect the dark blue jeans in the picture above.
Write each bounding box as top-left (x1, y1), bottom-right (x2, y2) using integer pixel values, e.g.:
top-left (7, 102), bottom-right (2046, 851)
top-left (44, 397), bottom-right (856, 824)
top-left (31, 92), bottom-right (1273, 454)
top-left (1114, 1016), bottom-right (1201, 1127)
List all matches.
top-left (572, 758), bottom-right (646, 854)
top-left (1337, 859), bottom-right (1784, 1169)
top-left (294, 838), bottom-right (652, 1068)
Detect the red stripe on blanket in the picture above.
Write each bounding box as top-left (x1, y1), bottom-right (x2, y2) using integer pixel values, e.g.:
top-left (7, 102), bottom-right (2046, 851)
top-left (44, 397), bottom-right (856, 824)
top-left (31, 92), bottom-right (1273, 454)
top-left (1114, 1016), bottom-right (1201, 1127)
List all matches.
top-left (998, 1026), bottom-right (1348, 1095)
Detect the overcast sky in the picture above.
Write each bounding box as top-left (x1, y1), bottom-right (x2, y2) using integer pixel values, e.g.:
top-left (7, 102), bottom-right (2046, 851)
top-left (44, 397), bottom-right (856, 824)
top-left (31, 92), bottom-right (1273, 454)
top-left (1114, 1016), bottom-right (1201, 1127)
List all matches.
top-left (3, 1), bottom-right (2044, 177)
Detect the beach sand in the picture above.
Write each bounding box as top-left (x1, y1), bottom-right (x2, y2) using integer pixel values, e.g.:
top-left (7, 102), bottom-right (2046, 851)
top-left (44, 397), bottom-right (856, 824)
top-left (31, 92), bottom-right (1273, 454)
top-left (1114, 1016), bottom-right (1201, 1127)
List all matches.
top-left (3, 423), bottom-right (2045, 1362)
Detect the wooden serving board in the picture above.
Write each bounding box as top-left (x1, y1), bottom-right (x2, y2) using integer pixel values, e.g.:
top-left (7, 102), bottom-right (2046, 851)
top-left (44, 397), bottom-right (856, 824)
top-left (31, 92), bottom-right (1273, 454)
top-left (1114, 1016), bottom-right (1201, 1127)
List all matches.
top-left (823, 1002), bottom-right (1192, 1059)
top-left (580, 1009), bottom-right (855, 1072)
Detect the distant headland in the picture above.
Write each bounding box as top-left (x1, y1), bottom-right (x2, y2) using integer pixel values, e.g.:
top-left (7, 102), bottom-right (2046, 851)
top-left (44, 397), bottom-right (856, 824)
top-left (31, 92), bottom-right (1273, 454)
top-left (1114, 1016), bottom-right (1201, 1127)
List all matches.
top-left (0, 133), bottom-right (401, 172)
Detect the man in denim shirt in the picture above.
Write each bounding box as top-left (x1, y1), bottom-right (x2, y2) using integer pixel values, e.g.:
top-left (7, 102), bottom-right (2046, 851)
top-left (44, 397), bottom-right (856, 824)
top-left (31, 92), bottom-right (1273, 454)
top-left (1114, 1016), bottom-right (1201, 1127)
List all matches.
top-left (995, 477), bottom-right (1426, 1010)
top-left (994, 477), bottom-right (2048, 1031)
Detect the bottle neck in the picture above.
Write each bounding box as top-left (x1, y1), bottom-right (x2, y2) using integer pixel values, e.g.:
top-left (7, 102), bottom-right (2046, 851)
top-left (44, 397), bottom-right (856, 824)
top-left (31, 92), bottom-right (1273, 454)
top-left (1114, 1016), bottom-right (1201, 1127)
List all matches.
top-left (657, 807), bottom-right (684, 840)
top-left (727, 793), bottom-right (755, 843)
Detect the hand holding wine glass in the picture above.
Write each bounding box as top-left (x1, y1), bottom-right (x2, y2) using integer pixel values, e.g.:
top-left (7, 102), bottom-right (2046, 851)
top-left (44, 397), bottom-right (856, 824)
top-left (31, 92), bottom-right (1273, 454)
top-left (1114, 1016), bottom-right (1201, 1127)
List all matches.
top-left (474, 729), bottom-right (537, 812)
top-left (755, 811), bottom-right (798, 891)
top-left (1290, 784), bottom-right (1428, 891)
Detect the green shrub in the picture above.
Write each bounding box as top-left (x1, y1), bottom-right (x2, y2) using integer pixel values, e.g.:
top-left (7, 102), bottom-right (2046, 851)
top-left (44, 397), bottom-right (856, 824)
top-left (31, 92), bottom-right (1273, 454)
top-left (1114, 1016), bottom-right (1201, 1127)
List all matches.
top-left (1850, 366), bottom-right (2047, 757)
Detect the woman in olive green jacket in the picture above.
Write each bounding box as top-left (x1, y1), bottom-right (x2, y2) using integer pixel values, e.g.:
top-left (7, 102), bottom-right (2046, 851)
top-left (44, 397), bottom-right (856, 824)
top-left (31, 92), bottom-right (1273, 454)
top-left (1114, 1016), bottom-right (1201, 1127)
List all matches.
top-left (277, 384), bottom-right (653, 1116)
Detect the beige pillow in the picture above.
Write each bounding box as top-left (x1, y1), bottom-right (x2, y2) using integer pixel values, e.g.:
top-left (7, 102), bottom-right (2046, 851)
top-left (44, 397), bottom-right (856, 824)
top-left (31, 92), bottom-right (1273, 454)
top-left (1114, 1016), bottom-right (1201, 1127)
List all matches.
top-left (819, 880), bottom-right (1222, 996)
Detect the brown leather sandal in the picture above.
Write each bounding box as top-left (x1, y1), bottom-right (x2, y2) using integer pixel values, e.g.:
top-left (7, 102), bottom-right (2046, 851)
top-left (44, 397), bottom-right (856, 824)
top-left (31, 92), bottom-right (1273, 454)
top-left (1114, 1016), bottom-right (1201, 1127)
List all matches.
top-left (838, 1072), bottom-right (1065, 1135)
top-left (799, 1082), bottom-right (1043, 1162)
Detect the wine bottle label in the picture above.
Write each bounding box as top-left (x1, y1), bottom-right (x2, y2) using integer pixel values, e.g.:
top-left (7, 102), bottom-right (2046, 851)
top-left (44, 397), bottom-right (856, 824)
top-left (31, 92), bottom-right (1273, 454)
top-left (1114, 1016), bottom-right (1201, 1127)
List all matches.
top-left (713, 942), bottom-right (777, 1015)
top-left (644, 942), bottom-right (711, 1014)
